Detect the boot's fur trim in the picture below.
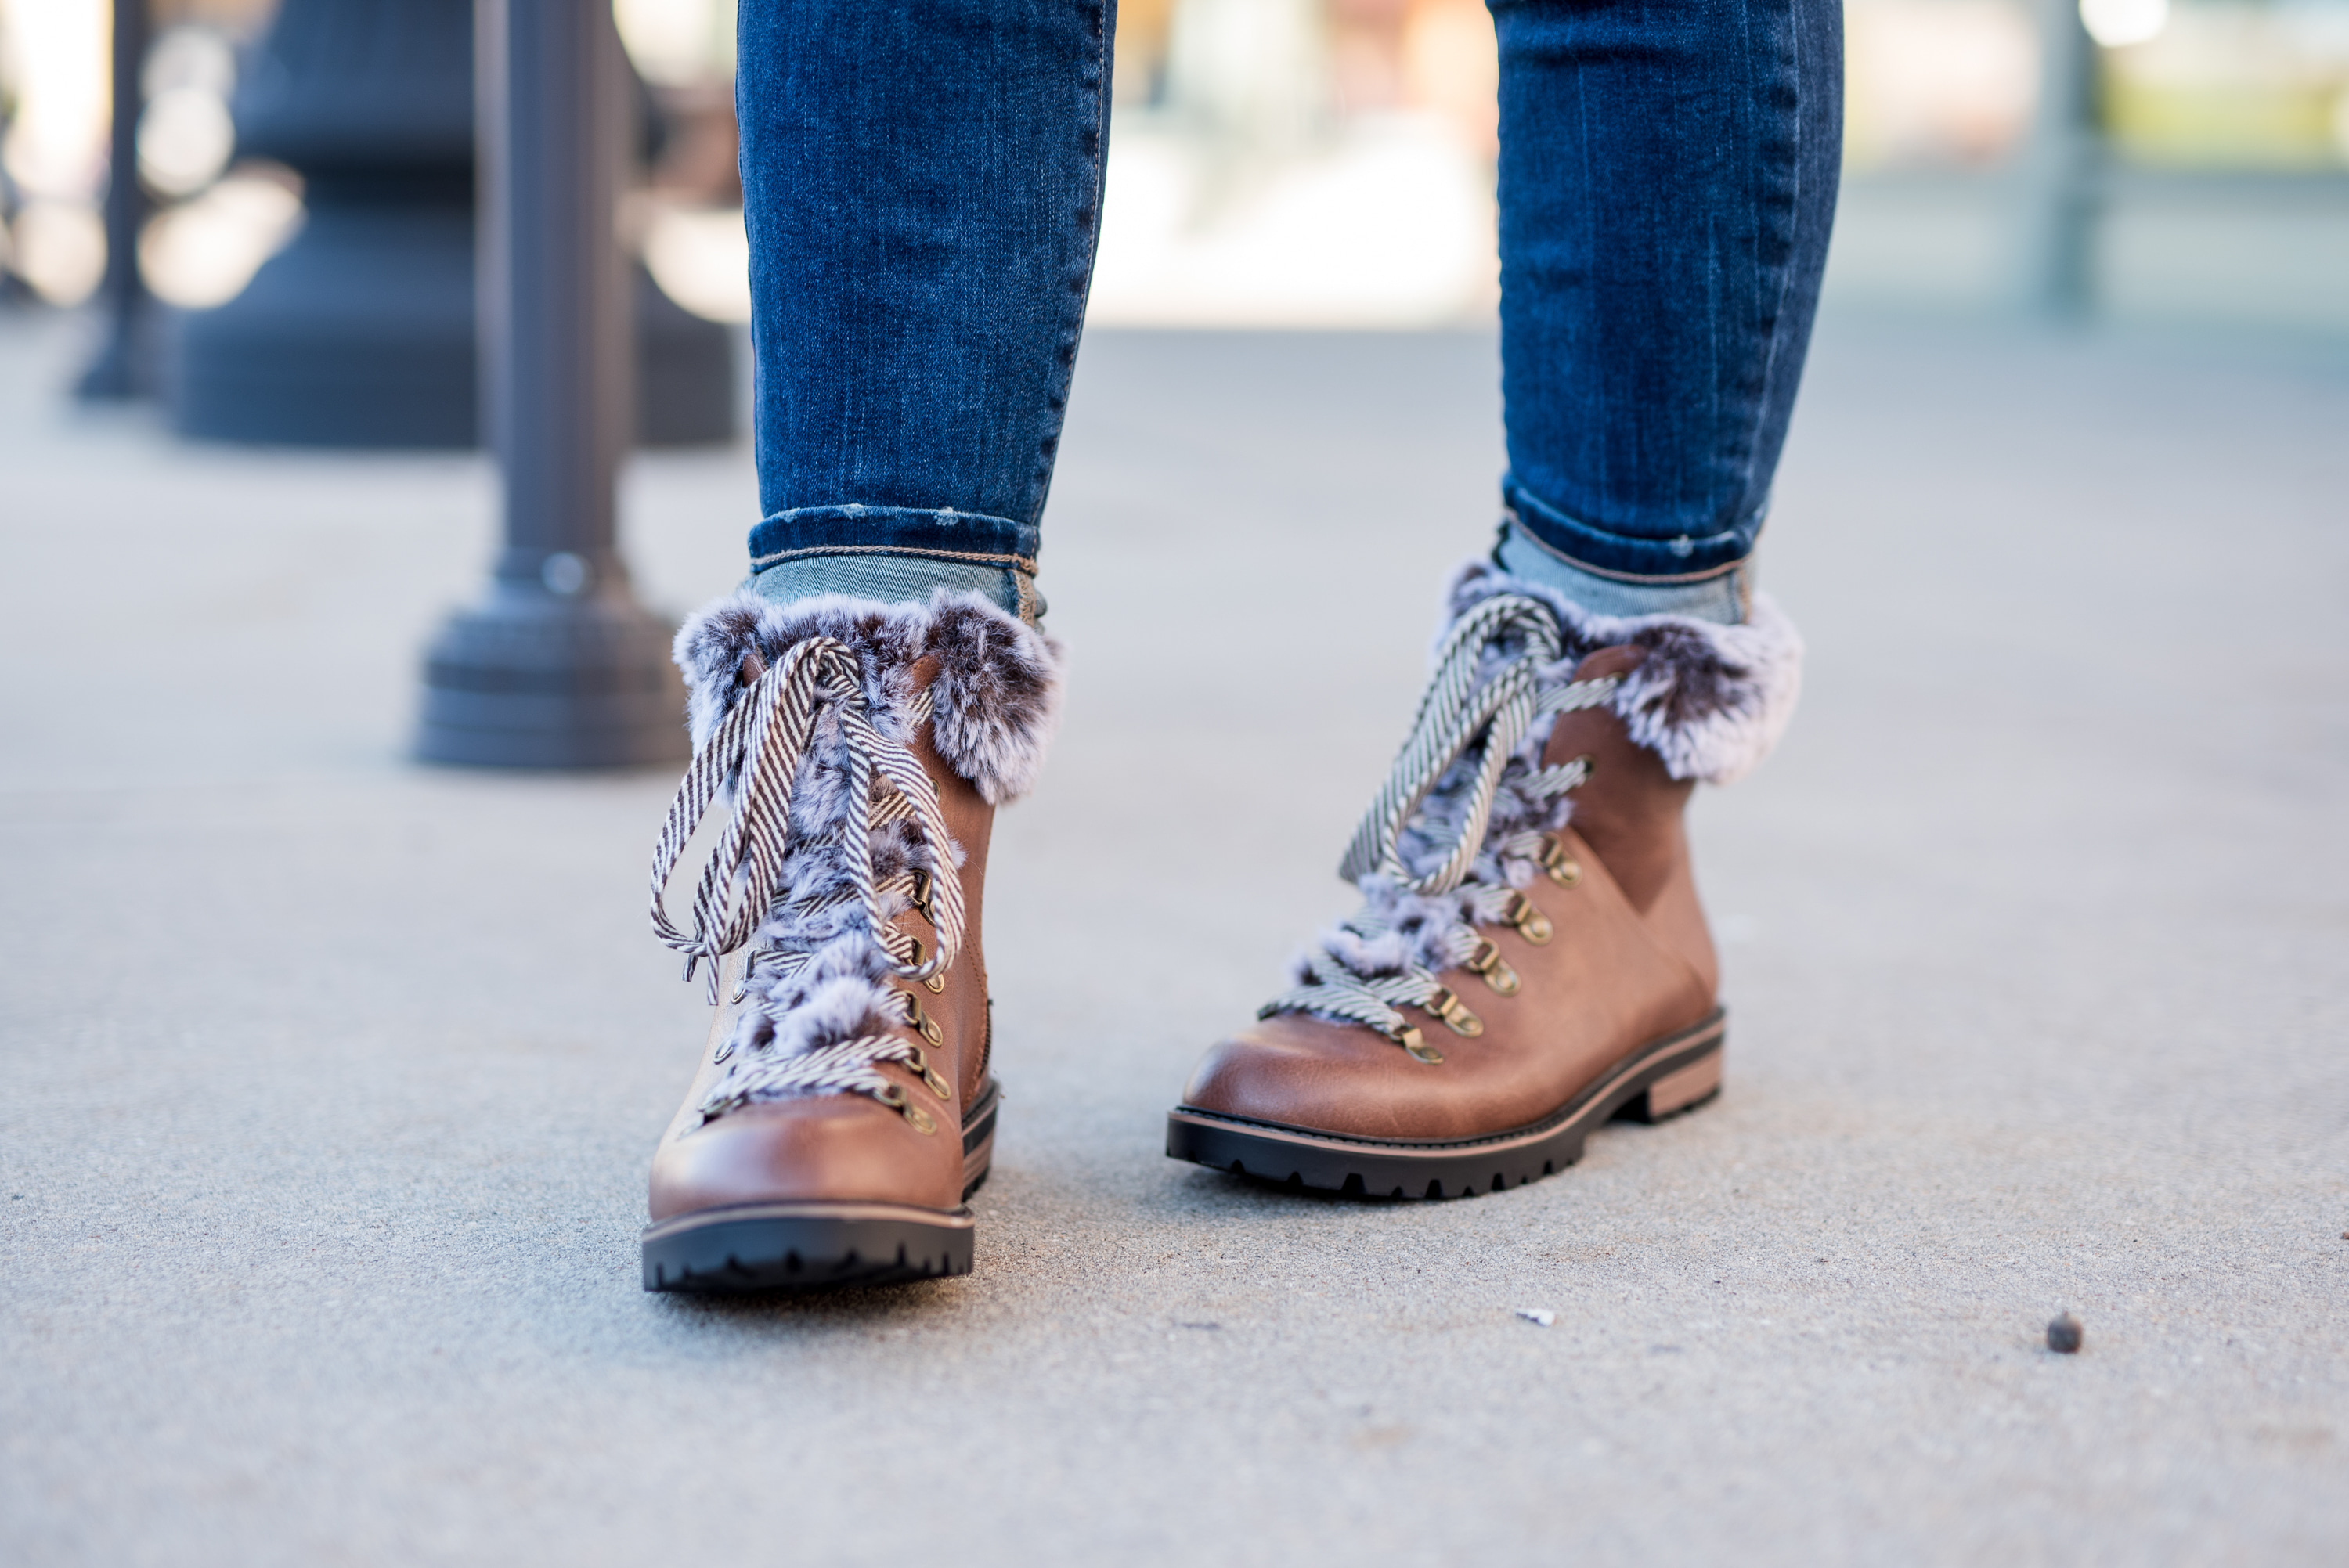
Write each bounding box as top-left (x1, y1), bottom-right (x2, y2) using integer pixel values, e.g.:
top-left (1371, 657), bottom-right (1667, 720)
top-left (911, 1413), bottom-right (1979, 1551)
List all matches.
top-left (670, 588), bottom-right (1053, 1111)
top-left (1278, 561), bottom-right (1802, 1001)
top-left (1446, 560), bottom-right (1802, 785)
top-left (673, 588), bottom-right (1063, 805)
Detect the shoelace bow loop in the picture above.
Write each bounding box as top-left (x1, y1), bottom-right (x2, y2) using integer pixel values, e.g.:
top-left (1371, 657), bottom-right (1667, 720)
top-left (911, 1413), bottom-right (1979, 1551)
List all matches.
top-left (648, 636), bottom-right (967, 1004)
top-left (1337, 593), bottom-right (1614, 896)
top-left (1266, 592), bottom-right (1621, 1052)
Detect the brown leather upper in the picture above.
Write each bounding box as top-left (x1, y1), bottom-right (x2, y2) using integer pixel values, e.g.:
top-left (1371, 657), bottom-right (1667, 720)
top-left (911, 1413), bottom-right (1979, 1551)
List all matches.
top-left (648, 658), bottom-right (994, 1220)
top-left (1180, 646), bottom-right (1717, 1142)
top-left (1543, 644), bottom-right (1718, 997)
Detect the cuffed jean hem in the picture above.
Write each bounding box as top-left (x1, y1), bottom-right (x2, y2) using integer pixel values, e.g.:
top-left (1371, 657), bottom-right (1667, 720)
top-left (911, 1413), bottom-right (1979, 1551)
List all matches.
top-left (1493, 519), bottom-right (1752, 625)
top-left (749, 553), bottom-right (1041, 622)
top-left (745, 505), bottom-right (1043, 622)
top-left (1501, 477), bottom-right (1759, 582)
top-left (748, 504), bottom-right (1041, 567)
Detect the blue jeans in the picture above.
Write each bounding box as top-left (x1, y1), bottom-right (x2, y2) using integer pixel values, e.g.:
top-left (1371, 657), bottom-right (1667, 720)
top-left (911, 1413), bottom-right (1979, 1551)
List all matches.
top-left (735, 0), bottom-right (1839, 616)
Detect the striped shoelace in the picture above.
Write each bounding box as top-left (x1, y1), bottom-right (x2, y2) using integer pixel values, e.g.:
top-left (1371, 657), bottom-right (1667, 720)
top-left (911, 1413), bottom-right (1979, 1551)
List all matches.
top-left (1258, 593), bottom-right (1618, 1062)
top-left (648, 637), bottom-right (962, 1130)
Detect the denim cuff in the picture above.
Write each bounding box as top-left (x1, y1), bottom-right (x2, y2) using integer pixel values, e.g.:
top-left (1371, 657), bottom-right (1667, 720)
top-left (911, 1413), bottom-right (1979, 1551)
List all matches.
top-left (747, 504), bottom-right (1040, 572)
top-left (1502, 477), bottom-right (1759, 582)
top-left (746, 505), bottom-right (1043, 622)
top-left (752, 504), bottom-right (1048, 619)
top-left (1492, 521), bottom-right (1751, 625)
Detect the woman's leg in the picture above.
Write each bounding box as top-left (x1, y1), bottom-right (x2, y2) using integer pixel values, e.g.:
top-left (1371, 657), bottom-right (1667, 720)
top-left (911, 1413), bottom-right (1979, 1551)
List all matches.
top-left (1488, 0), bottom-right (1842, 622)
top-left (638, 3), bottom-right (1111, 1293)
top-left (1165, 0), bottom-right (1833, 1192)
top-left (735, 0), bottom-right (1117, 620)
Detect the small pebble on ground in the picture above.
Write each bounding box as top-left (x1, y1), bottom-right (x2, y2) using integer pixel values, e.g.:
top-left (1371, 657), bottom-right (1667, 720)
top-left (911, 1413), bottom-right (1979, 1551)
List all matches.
top-left (1514, 1307), bottom-right (1555, 1328)
top-left (2048, 1314), bottom-right (2084, 1354)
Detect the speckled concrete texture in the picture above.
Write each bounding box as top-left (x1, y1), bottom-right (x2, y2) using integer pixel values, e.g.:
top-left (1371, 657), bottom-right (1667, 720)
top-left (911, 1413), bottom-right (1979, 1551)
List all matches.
top-left (2, 312), bottom-right (2344, 1566)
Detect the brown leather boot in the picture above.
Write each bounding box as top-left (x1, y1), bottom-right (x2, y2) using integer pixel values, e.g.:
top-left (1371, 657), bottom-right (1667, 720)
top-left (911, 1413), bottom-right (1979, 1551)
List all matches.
top-left (640, 591), bottom-right (1060, 1290)
top-left (1168, 561), bottom-right (1800, 1198)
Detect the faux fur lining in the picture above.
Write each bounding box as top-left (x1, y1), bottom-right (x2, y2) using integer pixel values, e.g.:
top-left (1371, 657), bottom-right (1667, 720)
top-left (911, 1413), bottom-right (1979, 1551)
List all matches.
top-left (1446, 559), bottom-right (1802, 785)
top-left (669, 587), bottom-right (1054, 1112)
top-left (672, 587), bottom-right (1064, 805)
top-left (1278, 562), bottom-right (1802, 997)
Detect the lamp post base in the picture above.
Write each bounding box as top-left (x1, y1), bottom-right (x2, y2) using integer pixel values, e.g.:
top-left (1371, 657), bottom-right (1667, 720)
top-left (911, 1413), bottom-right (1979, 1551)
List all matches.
top-left (415, 590), bottom-right (689, 769)
top-left (74, 305), bottom-right (155, 401)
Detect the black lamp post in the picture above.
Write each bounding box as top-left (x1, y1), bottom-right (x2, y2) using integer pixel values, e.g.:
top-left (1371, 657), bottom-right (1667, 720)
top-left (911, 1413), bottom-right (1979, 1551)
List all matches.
top-left (411, 0), bottom-right (686, 769)
top-left (75, 0), bottom-right (153, 400)
top-left (166, 0), bottom-right (732, 449)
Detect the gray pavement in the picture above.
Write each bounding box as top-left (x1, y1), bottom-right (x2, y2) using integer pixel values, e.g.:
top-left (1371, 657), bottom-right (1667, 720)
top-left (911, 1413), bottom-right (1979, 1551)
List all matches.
top-left (3, 307), bottom-right (2346, 1566)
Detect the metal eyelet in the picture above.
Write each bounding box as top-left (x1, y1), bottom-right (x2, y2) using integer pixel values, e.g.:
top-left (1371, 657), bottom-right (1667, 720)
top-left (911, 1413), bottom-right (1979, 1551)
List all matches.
top-left (1463, 937), bottom-right (1520, 996)
top-left (1503, 891), bottom-right (1554, 945)
top-left (904, 993), bottom-right (944, 1047)
top-left (1388, 1022), bottom-right (1444, 1065)
top-left (873, 1082), bottom-right (936, 1134)
top-left (1424, 987), bottom-right (1484, 1037)
top-left (906, 1045), bottom-right (953, 1101)
top-left (910, 867), bottom-right (937, 925)
top-left (1536, 833), bottom-right (1583, 889)
top-left (906, 938), bottom-right (951, 993)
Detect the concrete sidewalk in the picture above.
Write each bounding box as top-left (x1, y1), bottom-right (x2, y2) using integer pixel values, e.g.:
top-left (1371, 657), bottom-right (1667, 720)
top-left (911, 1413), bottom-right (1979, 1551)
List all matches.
top-left (2, 308), bottom-right (2344, 1566)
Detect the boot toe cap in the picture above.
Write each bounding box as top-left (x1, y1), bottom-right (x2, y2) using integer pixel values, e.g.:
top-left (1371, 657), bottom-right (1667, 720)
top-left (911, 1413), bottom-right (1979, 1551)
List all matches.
top-left (648, 1096), bottom-right (961, 1220)
top-left (1182, 1016), bottom-right (1471, 1141)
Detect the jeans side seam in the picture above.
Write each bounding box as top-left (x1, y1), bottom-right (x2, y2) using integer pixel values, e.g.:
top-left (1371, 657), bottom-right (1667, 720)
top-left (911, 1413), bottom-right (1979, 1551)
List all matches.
top-left (1740, 0), bottom-right (1802, 509)
top-left (1023, 0), bottom-right (1113, 528)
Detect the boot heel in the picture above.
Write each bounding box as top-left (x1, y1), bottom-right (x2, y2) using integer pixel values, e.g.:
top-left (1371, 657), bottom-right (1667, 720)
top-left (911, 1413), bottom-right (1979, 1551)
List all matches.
top-left (958, 1078), bottom-right (1000, 1201)
top-left (1620, 1047), bottom-right (1723, 1123)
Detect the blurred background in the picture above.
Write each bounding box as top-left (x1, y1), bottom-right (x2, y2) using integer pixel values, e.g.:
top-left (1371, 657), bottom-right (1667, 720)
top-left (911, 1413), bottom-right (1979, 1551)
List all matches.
top-left (5, 11), bottom-right (2345, 1559)
top-left (2, 0), bottom-right (2344, 341)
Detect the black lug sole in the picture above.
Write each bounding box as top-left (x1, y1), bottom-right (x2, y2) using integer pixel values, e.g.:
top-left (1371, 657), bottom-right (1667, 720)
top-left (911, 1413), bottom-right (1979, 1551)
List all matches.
top-left (641, 1079), bottom-right (999, 1293)
top-left (641, 1201), bottom-right (976, 1292)
top-left (1164, 1009), bottom-right (1725, 1200)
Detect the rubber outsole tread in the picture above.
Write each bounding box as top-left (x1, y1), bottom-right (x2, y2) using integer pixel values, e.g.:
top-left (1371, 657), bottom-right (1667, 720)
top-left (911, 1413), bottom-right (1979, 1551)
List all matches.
top-left (641, 1206), bottom-right (977, 1292)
